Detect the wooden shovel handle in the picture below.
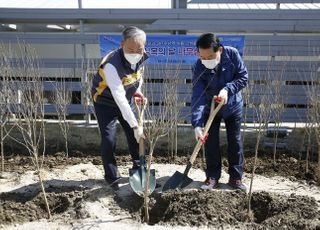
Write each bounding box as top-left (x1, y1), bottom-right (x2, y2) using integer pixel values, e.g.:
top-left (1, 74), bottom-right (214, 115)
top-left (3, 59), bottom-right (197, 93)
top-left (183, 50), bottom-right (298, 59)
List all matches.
top-left (134, 98), bottom-right (147, 126)
top-left (134, 98), bottom-right (147, 158)
top-left (189, 98), bottom-right (224, 164)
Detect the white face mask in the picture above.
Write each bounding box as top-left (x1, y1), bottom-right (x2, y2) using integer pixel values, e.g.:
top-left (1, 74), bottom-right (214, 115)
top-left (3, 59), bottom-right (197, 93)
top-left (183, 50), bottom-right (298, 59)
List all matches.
top-left (201, 58), bottom-right (219, 69)
top-left (124, 53), bottom-right (143, 65)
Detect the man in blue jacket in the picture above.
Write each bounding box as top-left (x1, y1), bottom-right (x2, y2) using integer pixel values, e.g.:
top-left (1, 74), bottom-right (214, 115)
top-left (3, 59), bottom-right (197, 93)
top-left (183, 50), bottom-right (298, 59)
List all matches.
top-left (191, 33), bottom-right (248, 191)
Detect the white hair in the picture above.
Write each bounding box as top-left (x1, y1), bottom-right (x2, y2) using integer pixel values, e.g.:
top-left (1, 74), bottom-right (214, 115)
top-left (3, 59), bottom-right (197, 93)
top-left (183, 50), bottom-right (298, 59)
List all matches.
top-left (122, 26), bottom-right (146, 42)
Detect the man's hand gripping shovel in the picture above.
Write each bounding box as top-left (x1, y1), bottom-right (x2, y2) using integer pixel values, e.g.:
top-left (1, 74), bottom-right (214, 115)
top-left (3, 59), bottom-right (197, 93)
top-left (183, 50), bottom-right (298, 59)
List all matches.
top-left (162, 96), bottom-right (225, 192)
top-left (129, 95), bottom-right (156, 196)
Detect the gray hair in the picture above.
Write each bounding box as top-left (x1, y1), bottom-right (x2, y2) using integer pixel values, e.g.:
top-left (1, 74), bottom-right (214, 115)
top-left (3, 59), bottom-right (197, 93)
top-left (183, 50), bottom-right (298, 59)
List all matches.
top-left (122, 26), bottom-right (146, 42)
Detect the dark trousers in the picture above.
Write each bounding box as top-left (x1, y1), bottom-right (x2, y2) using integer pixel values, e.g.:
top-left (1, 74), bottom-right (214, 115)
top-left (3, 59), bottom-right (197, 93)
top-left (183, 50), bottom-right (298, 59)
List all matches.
top-left (94, 102), bottom-right (139, 181)
top-left (204, 112), bottom-right (244, 181)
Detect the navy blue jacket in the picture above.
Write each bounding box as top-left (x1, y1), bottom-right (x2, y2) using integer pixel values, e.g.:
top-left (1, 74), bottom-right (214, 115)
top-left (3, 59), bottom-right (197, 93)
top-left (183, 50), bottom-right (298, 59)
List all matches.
top-left (191, 46), bottom-right (248, 127)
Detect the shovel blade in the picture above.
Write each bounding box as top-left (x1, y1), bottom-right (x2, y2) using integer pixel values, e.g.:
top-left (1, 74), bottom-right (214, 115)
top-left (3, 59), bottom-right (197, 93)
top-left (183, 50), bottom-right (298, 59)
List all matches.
top-left (129, 167), bottom-right (156, 196)
top-left (162, 171), bottom-right (193, 192)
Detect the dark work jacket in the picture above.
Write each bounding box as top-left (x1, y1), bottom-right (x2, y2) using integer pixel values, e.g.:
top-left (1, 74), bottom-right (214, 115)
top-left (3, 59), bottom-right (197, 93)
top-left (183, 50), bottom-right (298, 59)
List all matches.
top-left (191, 46), bottom-right (248, 127)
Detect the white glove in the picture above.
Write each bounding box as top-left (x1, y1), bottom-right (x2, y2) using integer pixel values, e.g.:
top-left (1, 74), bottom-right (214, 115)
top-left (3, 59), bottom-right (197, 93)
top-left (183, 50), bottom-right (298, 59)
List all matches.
top-left (218, 88), bottom-right (228, 105)
top-left (195, 127), bottom-right (209, 144)
top-left (133, 126), bottom-right (145, 143)
top-left (194, 127), bottom-right (204, 141)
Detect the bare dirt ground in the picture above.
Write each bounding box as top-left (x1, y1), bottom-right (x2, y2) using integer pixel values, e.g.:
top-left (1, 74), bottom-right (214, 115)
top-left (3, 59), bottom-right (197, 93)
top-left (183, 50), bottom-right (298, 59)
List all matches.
top-left (1, 152), bottom-right (320, 230)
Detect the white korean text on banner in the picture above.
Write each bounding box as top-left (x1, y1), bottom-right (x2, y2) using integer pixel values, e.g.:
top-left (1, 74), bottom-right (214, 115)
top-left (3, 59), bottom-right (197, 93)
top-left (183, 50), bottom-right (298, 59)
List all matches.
top-left (99, 35), bottom-right (245, 65)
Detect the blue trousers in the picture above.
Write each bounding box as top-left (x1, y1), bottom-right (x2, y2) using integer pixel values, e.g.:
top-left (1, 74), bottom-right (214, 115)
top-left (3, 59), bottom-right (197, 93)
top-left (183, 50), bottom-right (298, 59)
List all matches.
top-left (204, 112), bottom-right (244, 181)
top-left (94, 102), bottom-right (140, 181)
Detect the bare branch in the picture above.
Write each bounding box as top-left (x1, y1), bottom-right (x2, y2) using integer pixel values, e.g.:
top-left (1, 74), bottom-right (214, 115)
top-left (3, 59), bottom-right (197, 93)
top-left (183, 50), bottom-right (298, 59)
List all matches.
top-left (3, 42), bottom-right (52, 218)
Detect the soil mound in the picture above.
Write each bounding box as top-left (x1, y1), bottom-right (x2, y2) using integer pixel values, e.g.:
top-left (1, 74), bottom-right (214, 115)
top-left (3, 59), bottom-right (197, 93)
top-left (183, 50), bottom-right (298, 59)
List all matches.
top-left (147, 190), bottom-right (320, 229)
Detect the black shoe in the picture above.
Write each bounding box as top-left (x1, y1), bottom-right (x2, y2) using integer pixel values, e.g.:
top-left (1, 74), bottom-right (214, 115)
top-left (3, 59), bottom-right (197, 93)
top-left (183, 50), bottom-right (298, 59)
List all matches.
top-left (105, 177), bottom-right (122, 190)
top-left (105, 176), bottom-right (121, 184)
top-left (131, 164), bottom-right (139, 170)
top-left (131, 163), bottom-right (146, 170)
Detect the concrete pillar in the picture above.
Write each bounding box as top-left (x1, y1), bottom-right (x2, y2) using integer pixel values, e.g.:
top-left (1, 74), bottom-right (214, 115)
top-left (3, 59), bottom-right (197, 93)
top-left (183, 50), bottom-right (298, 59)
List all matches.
top-left (78, 0), bottom-right (90, 124)
top-left (171, 0), bottom-right (187, 35)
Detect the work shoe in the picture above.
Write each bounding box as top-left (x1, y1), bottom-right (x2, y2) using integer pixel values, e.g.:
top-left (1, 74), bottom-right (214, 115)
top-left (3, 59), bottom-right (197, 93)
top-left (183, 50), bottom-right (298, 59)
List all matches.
top-left (105, 177), bottom-right (122, 190)
top-left (200, 177), bottom-right (218, 190)
top-left (105, 176), bottom-right (122, 184)
top-left (228, 179), bottom-right (247, 191)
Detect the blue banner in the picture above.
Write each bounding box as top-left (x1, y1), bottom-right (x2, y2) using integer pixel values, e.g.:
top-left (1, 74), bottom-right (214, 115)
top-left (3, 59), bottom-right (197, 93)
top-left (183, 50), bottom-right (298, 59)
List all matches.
top-left (99, 34), bottom-right (245, 65)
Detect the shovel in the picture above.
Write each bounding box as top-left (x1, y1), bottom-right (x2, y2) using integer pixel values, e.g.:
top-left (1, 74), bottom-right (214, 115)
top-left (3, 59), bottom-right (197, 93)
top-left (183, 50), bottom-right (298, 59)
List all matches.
top-left (162, 97), bottom-right (224, 192)
top-left (129, 98), bottom-right (156, 196)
